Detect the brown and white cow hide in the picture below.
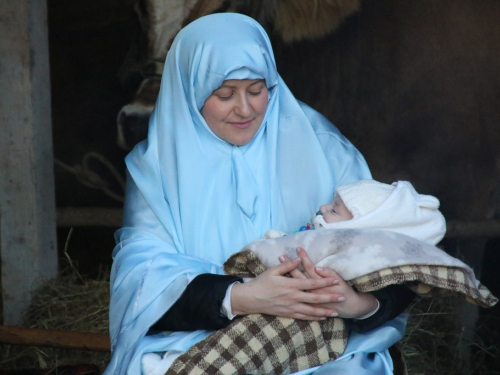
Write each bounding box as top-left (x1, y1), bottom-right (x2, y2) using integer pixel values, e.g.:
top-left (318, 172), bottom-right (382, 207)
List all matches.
top-left (227, 0), bottom-right (360, 43)
top-left (135, 0), bottom-right (359, 62)
top-left (135, 0), bottom-right (201, 63)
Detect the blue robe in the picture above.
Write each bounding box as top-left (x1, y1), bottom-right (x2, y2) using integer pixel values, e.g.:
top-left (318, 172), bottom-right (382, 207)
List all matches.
top-left (104, 13), bottom-right (403, 375)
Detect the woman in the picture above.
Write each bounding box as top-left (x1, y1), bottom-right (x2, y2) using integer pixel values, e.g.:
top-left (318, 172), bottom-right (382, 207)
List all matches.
top-left (105, 13), bottom-right (413, 375)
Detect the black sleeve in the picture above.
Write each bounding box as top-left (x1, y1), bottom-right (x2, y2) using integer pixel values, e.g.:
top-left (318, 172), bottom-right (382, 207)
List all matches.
top-left (151, 273), bottom-right (243, 332)
top-left (344, 284), bottom-right (416, 333)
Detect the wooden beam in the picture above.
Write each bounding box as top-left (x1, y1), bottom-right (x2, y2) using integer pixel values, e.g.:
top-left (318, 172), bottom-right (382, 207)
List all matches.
top-left (56, 207), bottom-right (122, 228)
top-left (446, 220), bottom-right (500, 239)
top-left (53, 207), bottom-right (500, 239)
top-left (0, 326), bottom-right (110, 352)
top-left (0, 0), bottom-right (58, 325)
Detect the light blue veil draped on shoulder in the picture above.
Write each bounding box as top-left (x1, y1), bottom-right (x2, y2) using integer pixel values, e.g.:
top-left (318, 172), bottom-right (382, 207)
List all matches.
top-left (104, 13), bottom-right (404, 375)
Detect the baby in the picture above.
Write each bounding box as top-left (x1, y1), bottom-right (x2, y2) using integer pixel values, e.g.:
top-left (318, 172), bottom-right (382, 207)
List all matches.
top-left (224, 180), bottom-right (446, 324)
top-left (266, 179), bottom-right (446, 246)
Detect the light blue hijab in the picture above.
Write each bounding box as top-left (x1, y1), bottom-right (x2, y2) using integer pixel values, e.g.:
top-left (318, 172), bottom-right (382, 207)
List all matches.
top-left (104, 13), bottom-right (396, 375)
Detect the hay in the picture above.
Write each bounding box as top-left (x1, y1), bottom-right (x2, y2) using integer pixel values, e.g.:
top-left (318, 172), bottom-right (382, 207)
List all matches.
top-left (401, 297), bottom-right (500, 375)
top-left (1, 265), bottom-right (498, 373)
top-left (0, 265), bottom-right (111, 372)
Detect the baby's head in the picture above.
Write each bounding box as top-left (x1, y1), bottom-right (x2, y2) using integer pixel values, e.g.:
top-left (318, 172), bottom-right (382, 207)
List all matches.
top-left (317, 196), bottom-right (353, 223)
top-left (314, 180), bottom-right (395, 228)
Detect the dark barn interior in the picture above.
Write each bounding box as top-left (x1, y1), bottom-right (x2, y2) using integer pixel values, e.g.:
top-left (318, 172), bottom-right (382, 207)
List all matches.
top-left (1, 0), bottom-right (500, 373)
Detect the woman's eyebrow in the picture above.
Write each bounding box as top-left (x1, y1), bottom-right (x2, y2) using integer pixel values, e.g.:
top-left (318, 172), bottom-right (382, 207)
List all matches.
top-left (249, 79), bottom-right (266, 87)
top-left (217, 80), bottom-right (265, 89)
top-left (214, 85), bottom-right (233, 90)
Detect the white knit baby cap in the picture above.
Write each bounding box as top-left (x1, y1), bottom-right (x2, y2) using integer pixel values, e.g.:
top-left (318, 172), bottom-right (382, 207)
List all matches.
top-left (335, 179), bottom-right (395, 218)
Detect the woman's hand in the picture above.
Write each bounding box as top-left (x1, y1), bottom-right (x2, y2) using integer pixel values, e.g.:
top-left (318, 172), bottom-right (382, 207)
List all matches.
top-left (230, 257), bottom-right (341, 320)
top-left (282, 248), bottom-right (379, 319)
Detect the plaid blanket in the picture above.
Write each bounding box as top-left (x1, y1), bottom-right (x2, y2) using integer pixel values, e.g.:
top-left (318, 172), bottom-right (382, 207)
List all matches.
top-left (167, 251), bottom-right (347, 375)
top-left (167, 230), bottom-right (498, 375)
top-left (167, 312), bottom-right (346, 375)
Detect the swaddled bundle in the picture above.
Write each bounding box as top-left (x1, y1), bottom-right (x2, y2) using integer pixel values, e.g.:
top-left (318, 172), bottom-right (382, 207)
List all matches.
top-left (166, 228), bottom-right (497, 375)
top-left (229, 228), bottom-right (496, 307)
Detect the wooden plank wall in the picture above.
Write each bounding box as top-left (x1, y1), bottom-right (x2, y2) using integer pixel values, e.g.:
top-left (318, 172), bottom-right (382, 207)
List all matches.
top-left (0, 0), bottom-right (58, 325)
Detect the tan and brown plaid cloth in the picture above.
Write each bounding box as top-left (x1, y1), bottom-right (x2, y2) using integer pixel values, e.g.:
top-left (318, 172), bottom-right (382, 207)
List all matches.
top-left (166, 249), bottom-right (497, 375)
top-left (167, 313), bottom-right (346, 375)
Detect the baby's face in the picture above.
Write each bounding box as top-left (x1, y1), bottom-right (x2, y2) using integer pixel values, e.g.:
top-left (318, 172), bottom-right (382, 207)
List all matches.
top-left (318, 196), bottom-right (353, 223)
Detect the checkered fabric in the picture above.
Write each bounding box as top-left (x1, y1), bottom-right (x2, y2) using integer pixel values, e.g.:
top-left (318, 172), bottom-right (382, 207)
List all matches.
top-left (167, 313), bottom-right (346, 375)
top-left (166, 250), bottom-right (498, 375)
top-left (353, 264), bottom-right (498, 308)
top-left (166, 250), bottom-right (347, 375)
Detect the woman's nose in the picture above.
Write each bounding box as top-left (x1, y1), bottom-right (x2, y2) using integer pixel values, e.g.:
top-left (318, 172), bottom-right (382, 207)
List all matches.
top-left (234, 95), bottom-right (251, 117)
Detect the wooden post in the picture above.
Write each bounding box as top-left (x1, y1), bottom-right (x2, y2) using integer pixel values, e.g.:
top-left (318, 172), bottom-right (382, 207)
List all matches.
top-left (0, 0), bottom-right (58, 325)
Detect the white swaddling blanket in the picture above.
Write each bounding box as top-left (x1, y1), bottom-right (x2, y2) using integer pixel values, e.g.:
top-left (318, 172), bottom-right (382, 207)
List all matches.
top-left (245, 228), bottom-right (476, 285)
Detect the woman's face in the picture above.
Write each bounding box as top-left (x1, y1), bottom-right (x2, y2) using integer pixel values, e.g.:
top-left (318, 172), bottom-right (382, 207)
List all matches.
top-left (201, 79), bottom-right (268, 146)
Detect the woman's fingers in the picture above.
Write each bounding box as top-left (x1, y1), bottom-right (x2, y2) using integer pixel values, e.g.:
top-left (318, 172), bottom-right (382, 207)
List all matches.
top-left (239, 253), bottom-right (373, 319)
top-left (278, 254), bottom-right (307, 279)
top-left (274, 255), bottom-right (340, 291)
top-left (271, 296), bottom-right (339, 319)
top-left (292, 277), bottom-right (340, 295)
top-left (231, 265), bottom-right (342, 317)
top-left (314, 265), bottom-right (343, 281)
top-left (273, 256), bottom-right (301, 273)
top-left (296, 247), bottom-right (319, 279)
top-left (297, 289), bottom-right (340, 306)
top-left (233, 255), bottom-right (345, 318)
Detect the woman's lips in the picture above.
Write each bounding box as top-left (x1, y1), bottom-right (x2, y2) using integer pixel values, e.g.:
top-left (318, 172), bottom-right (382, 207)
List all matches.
top-left (229, 120), bottom-right (253, 129)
